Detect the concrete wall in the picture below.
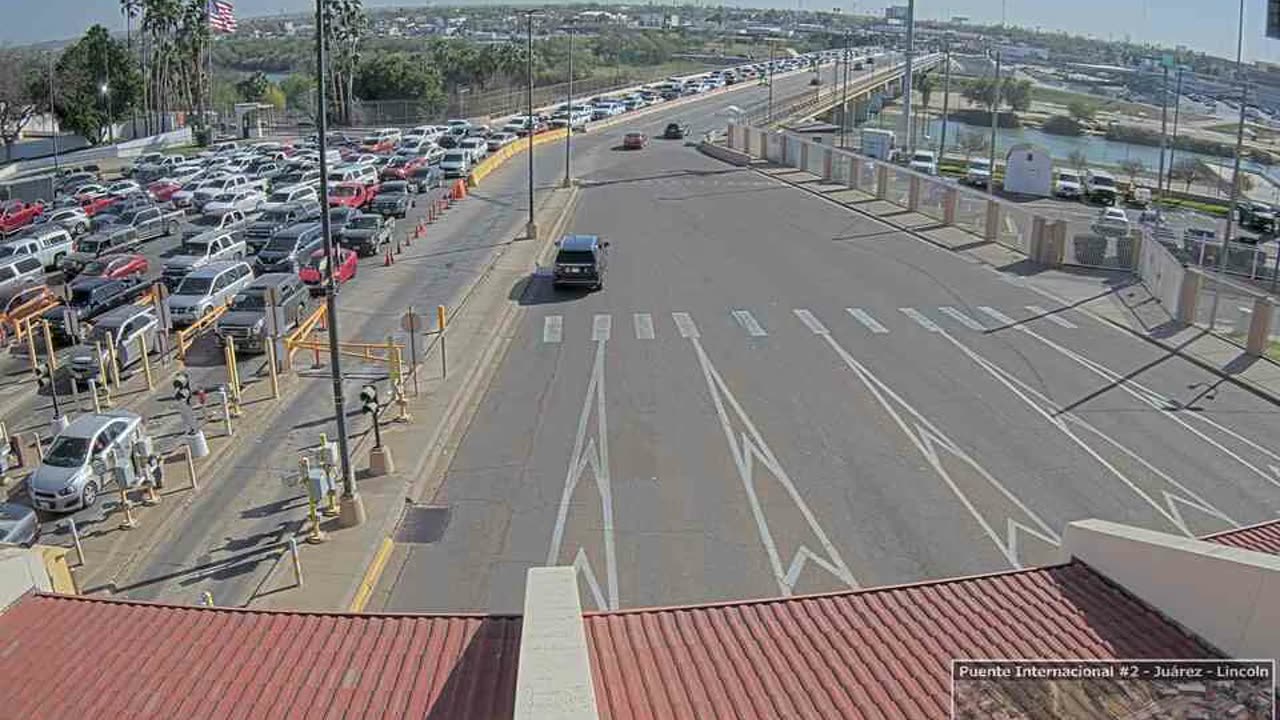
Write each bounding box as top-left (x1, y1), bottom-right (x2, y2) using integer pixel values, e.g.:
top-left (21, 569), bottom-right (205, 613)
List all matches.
top-left (1064, 519), bottom-right (1280, 660)
top-left (514, 567), bottom-right (599, 720)
top-left (0, 546), bottom-right (53, 611)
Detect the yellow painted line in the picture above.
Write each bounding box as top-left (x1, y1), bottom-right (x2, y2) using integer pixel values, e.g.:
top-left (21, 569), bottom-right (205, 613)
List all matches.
top-left (349, 536), bottom-right (395, 612)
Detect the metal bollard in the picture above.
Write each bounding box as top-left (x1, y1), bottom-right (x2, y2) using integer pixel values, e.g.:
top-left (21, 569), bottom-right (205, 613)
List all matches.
top-left (218, 388), bottom-right (233, 436)
top-left (87, 378), bottom-right (103, 414)
top-left (183, 445), bottom-right (198, 490)
top-left (437, 305), bottom-right (448, 379)
top-left (266, 341), bottom-right (280, 399)
top-left (41, 320), bottom-right (57, 370)
top-left (288, 536), bottom-right (303, 587)
top-left (138, 335), bottom-right (153, 390)
top-left (222, 341), bottom-right (242, 417)
top-left (25, 319), bottom-right (38, 377)
top-left (67, 517), bottom-right (84, 567)
top-left (200, 591), bottom-right (214, 606)
top-left (107, 341), bottom-right (122, 390)
top-left (117, 481), bottom-right (138, 530)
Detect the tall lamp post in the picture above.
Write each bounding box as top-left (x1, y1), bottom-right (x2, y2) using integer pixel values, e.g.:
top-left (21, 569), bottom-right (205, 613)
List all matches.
top-left (314, 0), bottom-right (363, 527)
top-left (1208, 0), bottom-right (1251, 330)
top-left (901, 0), bottom-right (915, 154)
top-left (523, 10), bottom-right (542, 239)
top-left (563, 22), bottom-right (574, 188)
top-left (48, 51), bottom-right (60, 173)
top-left (987, 48), bottom-right (1001, 196)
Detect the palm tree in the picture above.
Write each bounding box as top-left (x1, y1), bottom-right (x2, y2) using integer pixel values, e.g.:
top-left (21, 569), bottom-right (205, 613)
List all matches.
top-left (121, 0), bottom-right (142, 135)
top-left (322, 0), bottom-right (367, 124)
top-left (142, 0), bottom-right (181, 122)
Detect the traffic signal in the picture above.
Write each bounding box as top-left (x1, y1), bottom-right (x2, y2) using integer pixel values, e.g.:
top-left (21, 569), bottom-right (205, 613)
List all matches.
top-left (359, 384), bottom-right (379, 415)
top-left (173, 372), bottom-right (191, 403)
top-left (35, 364), bottom-right (52, 389)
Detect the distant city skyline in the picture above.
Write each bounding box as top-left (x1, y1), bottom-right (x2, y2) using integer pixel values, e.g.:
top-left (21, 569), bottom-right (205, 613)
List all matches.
top-left (1, 0), bottom-right (1276, 65)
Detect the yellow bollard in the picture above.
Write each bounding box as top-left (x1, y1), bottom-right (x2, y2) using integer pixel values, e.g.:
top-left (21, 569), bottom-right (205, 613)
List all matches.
top-left (200, 591), bottom-right (213, 606)
top-left (117, 482), bottom-right (138, 530)
top-left (24, 318), bottom-right (38, 378)
top-left (107, 341), bottom-right (122, 390)
top-left (265, 341), bottom-right (280, 399)
top-left (41, 320), bottom-right (57, 370)
top-left (184, 446), bottom-right (198, 491)
top-left (222, 342), bottom-right (242, 417)
top-left (138, 335), bottom-right (153, 390)
top-left (437, 305), bottom-right (447, 379)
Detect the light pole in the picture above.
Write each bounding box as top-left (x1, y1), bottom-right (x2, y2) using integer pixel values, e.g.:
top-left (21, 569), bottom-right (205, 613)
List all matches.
top-left (523, 10), bottom-right (541, 239)
top-left (839, 31), bottom-right (850, 147)
top-left (901, 0), bottom-right (915, 154)
top-left (1208, 0), bottom-right (1250, 331)
top-left (563, 23), bottom-right (573, 188)
top-left (1156, 64), bottom-right (1170, 202)
top-left (48, 51), bottom-right (59, 173)
top-left (1165, 66), bottom-right (1185, 197)
top-left (314, 0), bottom-right (362, 526)
top-left (987, 48), bottom-right (1001, 196)
top-left (938, 36), bottom-right (953, 165)
top-left (766, 39), bottom-right (776, 124)
top-left (99, 83), bottom-right (111, 145)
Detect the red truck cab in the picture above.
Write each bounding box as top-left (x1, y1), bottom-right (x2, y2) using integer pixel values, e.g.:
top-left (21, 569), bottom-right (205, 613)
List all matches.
top-left (327, 181), bottom-right (376, 209)
top-left (298, 247), bottom-right (358, 294)
top-left (0, 199), bottom-right (44, 237)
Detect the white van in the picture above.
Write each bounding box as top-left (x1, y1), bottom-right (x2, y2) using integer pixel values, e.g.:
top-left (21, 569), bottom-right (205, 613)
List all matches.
top-left (326, 165), bottom-right (379, 187)
top-left (262, 184), bottom-right (319, 211)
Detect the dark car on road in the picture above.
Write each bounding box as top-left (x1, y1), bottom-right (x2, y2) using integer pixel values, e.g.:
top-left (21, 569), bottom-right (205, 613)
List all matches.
top-left (244, 201), bottom-right (321, 253)
top-left (368, 182), bottom-right (412, 219)
top-left (552, 234), bottom-right (609, 290)
top-left (663, 123), bottom-right (688, 140)
top-left (215, 273), bottom-right (311, 352)
top-left (41, 277), bottom-right (151, 344)
top-left (407, 164), bottom-right (444, 194)
top-left (338, 213), bottom-right (395, 257)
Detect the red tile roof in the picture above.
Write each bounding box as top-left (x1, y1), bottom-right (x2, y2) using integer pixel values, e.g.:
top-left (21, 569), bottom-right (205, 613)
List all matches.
top-left (582, 562), bottom-right (1219, 720)
top-left (0, 594), bottom-right (521, 720)
top-left (1203, 519), bottom-right (1280, 556)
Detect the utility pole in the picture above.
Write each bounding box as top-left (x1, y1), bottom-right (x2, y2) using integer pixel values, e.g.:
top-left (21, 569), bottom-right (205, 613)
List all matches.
top-left (766, 39), bottom-right (776, 124)
top-left (124, 5), bottom-right (137, 139)
top-left (938, 37), bottom-right (952, 166)
top-left (839, 31), bottom-right (850, 147)
top-left (1156, 65), bottom-right (1170, 202)
top-left (563, 24), bottom-right (573, 188)
top-left (1165, 66), bottom-right (1185, 197)
top-left (901, 0), bottom-right (915, 153)
top-left (987, 49), bottom-right (1001, 195)
top-left (1209, 0), bottom-right (1250, 331)
top-left (524, 11), bottom-right (539, 239)
top-left (48, 51), bottom-right (59, 173)
top-left (313, 0), bottom-right (362, 527)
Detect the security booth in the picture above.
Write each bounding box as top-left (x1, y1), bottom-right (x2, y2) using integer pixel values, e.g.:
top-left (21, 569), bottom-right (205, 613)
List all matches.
top-left (1003, 143), bottom-right (1054, 198)
top-left (233, 103), bottom-right (276, 140)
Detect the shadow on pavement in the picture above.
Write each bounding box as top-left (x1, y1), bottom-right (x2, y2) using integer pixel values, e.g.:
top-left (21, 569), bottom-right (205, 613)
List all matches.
top-left (511, 272), bottom-right (595, 307)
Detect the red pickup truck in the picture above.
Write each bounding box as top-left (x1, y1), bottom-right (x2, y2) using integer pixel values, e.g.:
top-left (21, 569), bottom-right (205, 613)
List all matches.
top-left (327, 181), bottom-right (378, 209)
top-left (0, 199), bottom-right (44, 237)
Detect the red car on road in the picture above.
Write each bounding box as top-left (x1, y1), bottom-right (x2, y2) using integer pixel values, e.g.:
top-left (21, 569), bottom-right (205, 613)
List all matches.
top-left (622, 132), bottom-right (648, 150)
top-left (0, 199), bottom-right (44, 237)
top-left (380, 155), bottom-right (428, 181)
top-left (327, 181), bottom-right (377, 209)
top-left (298, 246), bottom-right (358, 294)
top-left (75, 253), bottom-right (150, 282)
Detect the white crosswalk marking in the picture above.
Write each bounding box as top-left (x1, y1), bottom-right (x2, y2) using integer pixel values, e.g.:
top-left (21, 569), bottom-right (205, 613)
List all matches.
top-left (592, 314), bottom-right (612, 342)
top-left (633, 313), bottom-right (655, 340)
top-left (792, 309), bottom-right (829, 335)
top-left (846, 308), bottom-right (888, 334)
top-left (732, 309), bottom-right (768, 337)
top-left (939, 306), bottom-right (987, 331)
top-left (672, 312), bottom-right (700, 338)
top-left (543, 315), bottom-right (563, 344)
top-left (899, 308), bottom-right (941, 332)
top-left (1027, 306), bottom-right (1077, 329)
top-left (978, 306), bottom-right (1017, 326)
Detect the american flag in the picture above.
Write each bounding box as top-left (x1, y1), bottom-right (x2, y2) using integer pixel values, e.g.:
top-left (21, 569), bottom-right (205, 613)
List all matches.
top-left (208, 0), bottom-right (236, 33)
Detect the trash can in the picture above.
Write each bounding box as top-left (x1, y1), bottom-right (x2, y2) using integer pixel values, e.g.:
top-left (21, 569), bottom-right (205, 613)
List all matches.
top-left (187, 429), bottom-right (210, 459)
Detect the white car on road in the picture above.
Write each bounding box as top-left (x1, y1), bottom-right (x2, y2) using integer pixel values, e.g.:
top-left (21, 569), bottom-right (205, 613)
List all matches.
top-left (1055, 170), bottom-right (1084, 199)
top-left (908, 150), bottom-right (938, 176)
top-left (1091, 207), bottom-right (1131, 238)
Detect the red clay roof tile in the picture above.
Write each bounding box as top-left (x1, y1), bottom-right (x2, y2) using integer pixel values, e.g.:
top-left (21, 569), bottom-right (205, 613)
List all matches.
top-left (1204, 519), bottom-right (1280, 556)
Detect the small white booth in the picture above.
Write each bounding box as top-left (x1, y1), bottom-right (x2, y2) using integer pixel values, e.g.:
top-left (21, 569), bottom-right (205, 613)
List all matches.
top-left (1003, 143), bottom-right (1054, 197)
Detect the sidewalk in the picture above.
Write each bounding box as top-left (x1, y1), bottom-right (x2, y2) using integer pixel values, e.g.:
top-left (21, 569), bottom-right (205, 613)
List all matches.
top-left (249, 184), bottom-right (581, 612)
top-left (748, 159), bottom-right (1280, 403)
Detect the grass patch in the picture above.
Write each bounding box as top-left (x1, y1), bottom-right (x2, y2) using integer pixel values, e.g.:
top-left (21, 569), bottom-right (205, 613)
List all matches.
top-left (1029, 86), bottom-right (1156, 117)
top-left (1156, 197), bottom-right (1230, 216)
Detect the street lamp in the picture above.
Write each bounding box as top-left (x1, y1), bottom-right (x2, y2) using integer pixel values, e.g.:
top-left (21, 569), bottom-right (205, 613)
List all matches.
top-left (99, 83), bottom-right (111, 144)
top-left (563, 22), bottom-right (574, 188)
top-left (1208, 0), bottom-right (1252, 330)
top-left (522, 10), bottom-right (544, 239)
top-left (313, 0), bottom-right (363, 527)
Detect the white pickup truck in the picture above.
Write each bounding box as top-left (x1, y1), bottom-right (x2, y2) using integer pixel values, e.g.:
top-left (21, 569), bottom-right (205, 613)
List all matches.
top-left (190, 175), bottom-right (268, 212)
top-left (161, 230), bottom-right (248, 288)
top-left (0, 227), bottom-right (74, 270)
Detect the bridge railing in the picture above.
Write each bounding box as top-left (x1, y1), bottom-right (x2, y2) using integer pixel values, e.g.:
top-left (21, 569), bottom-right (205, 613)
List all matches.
top-left (725, 121), bottom-right (1278, 358)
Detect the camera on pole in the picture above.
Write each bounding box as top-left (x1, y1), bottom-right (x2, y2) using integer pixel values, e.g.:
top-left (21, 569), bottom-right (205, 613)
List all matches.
top-left (359, 384), bottom-right (385, 450)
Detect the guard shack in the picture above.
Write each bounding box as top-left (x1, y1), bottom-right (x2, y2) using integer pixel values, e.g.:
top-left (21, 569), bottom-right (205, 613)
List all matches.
top-left (1003, 143), bottom-right (1054, 197)
top-left (233, 102), bottom-right (276, 140)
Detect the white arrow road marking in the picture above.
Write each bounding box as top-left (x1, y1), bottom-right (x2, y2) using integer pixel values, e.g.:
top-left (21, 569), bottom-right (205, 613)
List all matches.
top-left (687, 335), bottom-right (859, 594)
top-left (990, 308), bottom-right (1280, 492)
top-left (546, 337), bottom-right (619, 610)
top-left (815, 326), bottom-right (1060, 569)
top-left (936, 329), bottom-right (1237, 536)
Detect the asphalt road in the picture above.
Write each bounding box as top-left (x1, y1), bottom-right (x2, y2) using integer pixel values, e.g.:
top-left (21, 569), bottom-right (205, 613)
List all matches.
top-left (377, 77), bottom-right (1280, 614)
top-left (94, 60), bottom-right (849, 607)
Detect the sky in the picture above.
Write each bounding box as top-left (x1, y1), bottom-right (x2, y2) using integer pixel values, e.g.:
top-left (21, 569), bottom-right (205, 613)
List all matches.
top-left (3, 0), bottom-right (1278, 64)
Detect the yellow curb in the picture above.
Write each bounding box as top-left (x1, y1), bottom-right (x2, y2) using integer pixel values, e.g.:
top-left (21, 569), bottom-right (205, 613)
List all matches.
top-left (349, 536), bottom-right (395, 612)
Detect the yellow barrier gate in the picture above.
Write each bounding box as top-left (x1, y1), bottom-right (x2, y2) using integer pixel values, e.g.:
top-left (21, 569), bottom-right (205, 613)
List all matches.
top-left (175, 303), bottom-right (229, 360)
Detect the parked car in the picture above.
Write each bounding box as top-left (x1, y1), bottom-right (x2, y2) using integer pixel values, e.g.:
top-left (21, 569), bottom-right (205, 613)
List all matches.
top-left (0, 227), bottom-right (73, 270)
top-left (254, 223), bottom-right (324, 275)
top-left (662, 123), bottom-right (688, 140)
top-left (215, 273), bottom-right (311, 352)
top-left (203, 188), bottom-right (265, 216)
top-left (183, 208), bottom-right (250, 241)
top-left (0, 256), bottom-right (47, 305)
top-left (27, 410), bottom-right (144, 512)
top-left (0, 200), bottom-right (44, 237)
top-left (105, 180), bottom-right (144, 198)
top-left (162, 231), bottom-right (248, 288)
top-left (58, 231), bottom-right (142, 279)
top-left (368, 182), bottom-right (413, 219)
top-left (0, 503), bottom-right (39, 546)
top-left (244, 202), bottom-right (320, 253)
top-left (1055, 170), bottom-right (1083, 199)
top-left (1084, 169), bottom-right (1119, 205)
top-left (96, 205), bottom-right (184, 243)
top-left (327, 181), bottom-right (377, 210)
top-left (406, 164), bottom-right (444, 194)
top-left (908, 150), bottom-right (938, 176)
top-left (191, 175), bottom-right (263, 212)
top-left (459, 137), bottom-right (488, 162)
top-left (72, 253), bottom-right (149, 284)
top-left (298, 246), bottom-right (358, 294)
top-left (67, 306), bottom-right (160, 386)
top-left (1091, 207), bottom-right (1131, 238)
top-left (380, 155), bottom-right (428, 181)
top-left (35, 207), bottom-right (91, 237)
top-left (338, 213), bottom-right (395, 257)
top-left (41, 277), bottom-right (151, 343)
top-left (1236, 201), bottom-right (1276, 236)
top-left (440, 151), bottom-right (471, 179)
top-left (963, 159), bottom-right (992, 187)
top-left (622, 132), bottom-right (648, 150)
top-left (166, 260), bottom-right (254, 327)
top-left (486, 132), bottom-right (517, 152)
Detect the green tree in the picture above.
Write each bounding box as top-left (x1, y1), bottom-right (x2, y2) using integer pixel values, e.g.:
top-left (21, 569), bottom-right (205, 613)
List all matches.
top-left (322, 0), bottom-right (368, 124)
top-left (261, 85), bottom-right (286, 110)
top-left (961, 77), bottom-right (998, 110)
top-left (236, 71), bottom-right (270, 102)
top-left (279, 73), bottom-right (315, 110)
top-left (1040, 115), bottom-right (1082, 136)
top-left (1068, 149), bottom-right (1089, 177)
top-left (353, 52), bottom-right (444, 114)
top-left (1067, 98), bottom-right (1097, 123)
top-left (36, 25), bottom-right (143, 144)
top-left (1170, 158), bottom-right (1203, 192)
top-left (0, 51), bottom-right (39, 161)
top-left (1001, 79), bottom-right (1032, 112)
top-left (959, 129), bottom-right (989, 161)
